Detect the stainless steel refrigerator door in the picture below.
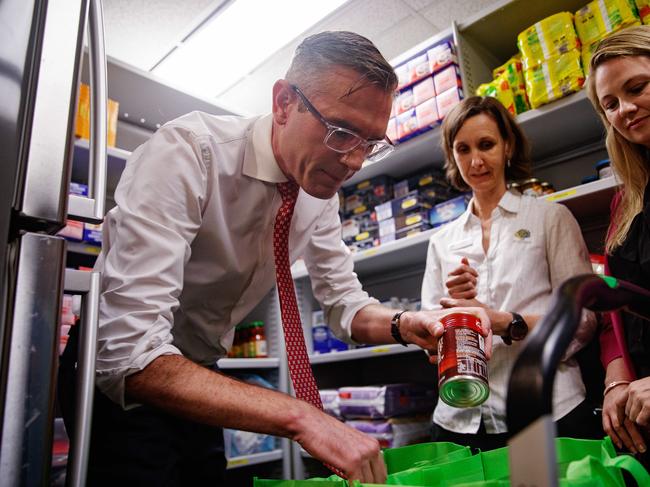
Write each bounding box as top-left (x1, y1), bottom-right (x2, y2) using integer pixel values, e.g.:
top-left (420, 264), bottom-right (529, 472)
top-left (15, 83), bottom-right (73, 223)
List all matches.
top-left (17, 0), bottom-right (86, 230)
top-left (68, 0), bottom-right (108, 224)
top-left (0, 233), bottom-right (66, 486)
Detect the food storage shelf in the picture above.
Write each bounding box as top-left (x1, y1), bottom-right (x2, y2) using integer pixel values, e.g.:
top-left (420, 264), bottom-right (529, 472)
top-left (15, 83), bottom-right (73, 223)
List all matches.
top-left (226, 449), bottom-right (283, 470)
top-left (217, 357), bottom-right (280, 369)
top-left (542, 175), bottom-right (618, 220)
top-left (291, 226), bottom-right (441, 280)
top-left (309, 344), bottom-right (422, 365)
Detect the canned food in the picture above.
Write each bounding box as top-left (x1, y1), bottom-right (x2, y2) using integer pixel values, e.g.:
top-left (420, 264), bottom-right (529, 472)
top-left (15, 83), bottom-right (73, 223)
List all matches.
top-left (438, 312), bottom-right (489, 408)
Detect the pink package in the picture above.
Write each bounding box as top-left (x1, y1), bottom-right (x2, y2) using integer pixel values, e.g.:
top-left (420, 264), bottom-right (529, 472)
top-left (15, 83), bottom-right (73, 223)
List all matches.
top-left (433, 64), bottom-right (462, 96)
top-left (386, 118), bottom-right (397, 142)
top-left (396, 109), bottom-right (417, 140)
top-left (412, 77), bottom-right (436, 105)
top-left (415, 98), bottom-right (439, 128)
top-left (396, 89), bottom-right (414, 115)
top-left (407, 53), bottom-right (431, 85)
top-left (436, 87), bottom-right (464, 120)
top-left (428, 41), bottom-right (457, 73)
top-left (395, 64), bottom-right (410, 90)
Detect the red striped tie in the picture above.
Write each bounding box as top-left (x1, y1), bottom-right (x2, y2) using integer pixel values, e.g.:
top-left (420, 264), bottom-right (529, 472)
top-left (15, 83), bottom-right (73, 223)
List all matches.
top-left (273, 181), bottom-right (323, 407)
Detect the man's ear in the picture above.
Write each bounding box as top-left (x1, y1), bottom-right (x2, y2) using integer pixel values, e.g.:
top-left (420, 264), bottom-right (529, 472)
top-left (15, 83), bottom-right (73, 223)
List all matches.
top-left (272, 80), bottom-right (293, 125)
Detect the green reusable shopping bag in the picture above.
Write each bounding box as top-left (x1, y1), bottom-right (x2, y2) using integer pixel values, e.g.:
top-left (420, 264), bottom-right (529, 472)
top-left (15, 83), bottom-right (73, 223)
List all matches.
top-left (382, 441), bottom-right (472, 474)
top-left (254, 480), bottom-right (346, 486)
top-left (386, 452), bottom-right (485, 485)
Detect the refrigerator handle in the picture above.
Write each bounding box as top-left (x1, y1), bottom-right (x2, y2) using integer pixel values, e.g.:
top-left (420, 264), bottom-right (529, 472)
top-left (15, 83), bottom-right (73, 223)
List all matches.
top-left (68, 0), bottom-right (107, 224)
top-left (64, 269), bottom-right (101, 487)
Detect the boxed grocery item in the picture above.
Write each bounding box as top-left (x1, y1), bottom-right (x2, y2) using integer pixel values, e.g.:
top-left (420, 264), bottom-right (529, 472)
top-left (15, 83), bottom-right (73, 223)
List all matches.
top-left (345, 416), bottom-right (432, 449)
top-left (395, 219), bottom-right (432, 239)
top-left (345, 228), bottom-right (380, 251)
top-left (517, 12), bottom-right (580, 68)
top-left (75, 83), bottom-right (119, 147)
top-left (637, 0), bottom-right (650, 24)
top-left (320, 389), bottom-right (341, 418)
top-left (396, 109), bottom-right (418, 140)
top-left (433, 64), bottom-right (462, 96)
top-left (396, 89), bottom-right (415, 115)
top-left (415, 97), bottom-right (439, 129)
top-left (575, 0), bottom-right (640, 46)
top-left (83, 222), bottom-right (102, 246)
top-left (428, 41), bottom-right (457, 73)
top-left (378, 211), bottom-right (429, 237)
top-left (412, 76), bottom-right (436, 105)
top-left (58, 220), bottom-right (84, 241)
top-left (395, 64), bottom-right (410, 90)
top-left (375, 190), bottom-right (434, 222)
top-left (407, 53), bottom-right (432, 85)
top-left (69, 182), bottom-right (88, 196)
top-left (429, 194), bottom-right (470, 227)
top-left (436, 86), bottom-right (464, 119)
top-left (524, 50), bottom-right (585, 109)
top-left (338, 383), bottom-right (436, 419)
top-left (393, 179), bottom-right (410, 199)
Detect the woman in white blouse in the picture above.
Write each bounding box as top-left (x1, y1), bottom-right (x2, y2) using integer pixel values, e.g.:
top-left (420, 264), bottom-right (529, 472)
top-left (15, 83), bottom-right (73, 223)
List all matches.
top-left (421, 95), bottom-right (601, 450)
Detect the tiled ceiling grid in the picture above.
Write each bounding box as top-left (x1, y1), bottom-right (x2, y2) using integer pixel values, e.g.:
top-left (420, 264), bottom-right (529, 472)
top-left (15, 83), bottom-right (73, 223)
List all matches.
top-left (103, 0), bottom-right (501, 116)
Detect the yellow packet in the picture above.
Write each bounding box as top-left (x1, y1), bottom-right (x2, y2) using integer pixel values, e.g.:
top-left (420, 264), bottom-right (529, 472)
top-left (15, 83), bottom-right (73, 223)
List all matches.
top-left (635, 0), bottom-right (650, 23)
top-left (575, 0), bottom-right (641, 45)
top-left (581, 41), bottom-right (600, 75)
top-left (518, 12), bottom-right (580, 68)
top-left (524, 50), bottom-right (585, 109)
top-left (492, 53), bottom-right (522, 79)
top-left (476, 76), bottom-right (516, 116)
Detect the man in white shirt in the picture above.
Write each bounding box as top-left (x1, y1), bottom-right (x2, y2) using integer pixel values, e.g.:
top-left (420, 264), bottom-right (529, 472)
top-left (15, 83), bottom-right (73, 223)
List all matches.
top-left (67, 31), bottom-right (491, 485)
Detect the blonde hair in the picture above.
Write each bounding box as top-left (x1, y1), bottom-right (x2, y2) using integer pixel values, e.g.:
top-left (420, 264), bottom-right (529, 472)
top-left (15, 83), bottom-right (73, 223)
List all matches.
top-left (586, 25), bottom-right (650, 254)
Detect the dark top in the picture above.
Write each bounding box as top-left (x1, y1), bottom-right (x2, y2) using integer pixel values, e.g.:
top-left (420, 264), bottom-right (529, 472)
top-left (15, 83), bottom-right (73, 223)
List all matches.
top-left (609, 180), bottom-right (650, 378)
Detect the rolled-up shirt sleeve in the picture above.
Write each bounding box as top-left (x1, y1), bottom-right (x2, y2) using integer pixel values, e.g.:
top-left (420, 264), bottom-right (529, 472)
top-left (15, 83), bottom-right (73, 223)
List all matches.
top-left (545, 203), bottom-right (598, 358)
top-left (95, 124), bottom-right (210, 408)
top-left (302, 198), bottom-right (378, 343)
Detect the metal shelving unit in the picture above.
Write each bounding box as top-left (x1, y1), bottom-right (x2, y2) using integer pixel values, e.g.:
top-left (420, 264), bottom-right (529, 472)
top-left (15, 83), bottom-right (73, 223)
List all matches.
top-left (226, 449), bottom-right (284, 470)
top-left (217, 357), bottom-right (280, 369)
top-left (309, 344), bottom-right (421, 365)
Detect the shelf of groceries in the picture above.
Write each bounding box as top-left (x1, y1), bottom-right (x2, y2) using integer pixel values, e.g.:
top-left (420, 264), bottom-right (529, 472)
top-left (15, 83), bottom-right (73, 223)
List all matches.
top-left (290, 174), bottom-right (618, 281)
top-left (309, 343), bottom-right (422, 365)
top-left (226, 449), bottom-right (284, 470)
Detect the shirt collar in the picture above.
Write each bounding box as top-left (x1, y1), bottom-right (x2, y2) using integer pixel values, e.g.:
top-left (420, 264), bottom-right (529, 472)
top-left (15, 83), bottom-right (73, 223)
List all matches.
top-left (459, 189), bottom-right (522, 228)
top-left (243, 114), bottom-right (288, 183)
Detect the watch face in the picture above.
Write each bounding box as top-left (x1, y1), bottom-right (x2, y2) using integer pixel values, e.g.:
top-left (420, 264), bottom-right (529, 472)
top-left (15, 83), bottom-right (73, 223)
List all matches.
top-left (510, 316), bottom-right (528, 341)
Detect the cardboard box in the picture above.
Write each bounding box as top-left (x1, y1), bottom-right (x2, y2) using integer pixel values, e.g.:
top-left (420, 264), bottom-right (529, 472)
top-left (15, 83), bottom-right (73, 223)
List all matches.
top-left (412, 76), bottom-right (436, 105)
top-left (436, 86), bottom-right (464, 119)
top-left (407, 53), bottom-right (432, 85)
top-left (429, 194), bottom-right (470, 227)
top-left (428, 41), bottom-right (458, 73)
top-left (396, 109), bottom-right (418, 140)
top-left (433, 64), bottom-right (462, 95)
top-left (396, 89), bottom-right (415, 114)
top-left (415, 97), bottom-right (439, 129)
top-left (75, 83), bottom-right (120, 147)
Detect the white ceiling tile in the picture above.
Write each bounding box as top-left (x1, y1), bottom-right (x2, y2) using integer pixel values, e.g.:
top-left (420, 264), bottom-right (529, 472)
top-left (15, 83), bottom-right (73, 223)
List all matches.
top-left (375, 15), bottom-right (441, 60)
top-left (419, 0), bottom-right (502, 29)
top-left (402, 0), bottom-right (438, 12)
top-left (103, 0), bottom-right (221, 70)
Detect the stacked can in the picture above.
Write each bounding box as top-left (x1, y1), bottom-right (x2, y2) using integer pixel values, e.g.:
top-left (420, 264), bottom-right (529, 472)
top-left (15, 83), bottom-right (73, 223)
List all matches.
top-left (437, 312), bottom-right (489, 408)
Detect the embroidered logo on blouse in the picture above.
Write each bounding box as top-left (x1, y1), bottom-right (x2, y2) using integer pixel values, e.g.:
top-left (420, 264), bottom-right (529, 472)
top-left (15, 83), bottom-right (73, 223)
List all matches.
top-left (514, 228), bottom-right (531, 240)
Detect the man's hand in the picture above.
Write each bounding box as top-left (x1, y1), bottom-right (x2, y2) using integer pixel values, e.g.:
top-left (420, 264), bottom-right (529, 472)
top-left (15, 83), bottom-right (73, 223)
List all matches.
top-left (399, 307), bottom-right (493, 363)
top-left (445, 257), bottom-right (478, 299)
top-left (603, 382), bottom-right (646, 454)
top-left (292, 403), bottom-right (386, 483)
top-left (627, 377), bottom-right (650, 429)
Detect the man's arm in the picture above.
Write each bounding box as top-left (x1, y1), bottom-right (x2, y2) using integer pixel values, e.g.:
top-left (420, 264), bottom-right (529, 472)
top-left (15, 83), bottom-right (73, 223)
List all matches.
top-left (125, 354), bottom-right (387, 482)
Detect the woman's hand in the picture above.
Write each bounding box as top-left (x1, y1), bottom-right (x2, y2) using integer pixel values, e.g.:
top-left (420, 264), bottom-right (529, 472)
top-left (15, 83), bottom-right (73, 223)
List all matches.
top-left (603, 382), bottom-right (646, 454)
top-left (626, 377), bottom-right (650, 429)
top-left (445, 257), bottom-right (478, 299)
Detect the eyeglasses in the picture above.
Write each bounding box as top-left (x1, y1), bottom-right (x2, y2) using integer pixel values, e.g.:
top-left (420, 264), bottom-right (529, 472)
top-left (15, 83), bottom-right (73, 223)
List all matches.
top-left (290, 84), bottom-right (395, 163)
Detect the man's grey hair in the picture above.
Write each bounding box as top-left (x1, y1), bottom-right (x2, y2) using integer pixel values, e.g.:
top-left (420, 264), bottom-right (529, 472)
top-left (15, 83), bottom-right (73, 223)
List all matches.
top-left (285, 31), bottom-right (397, 97)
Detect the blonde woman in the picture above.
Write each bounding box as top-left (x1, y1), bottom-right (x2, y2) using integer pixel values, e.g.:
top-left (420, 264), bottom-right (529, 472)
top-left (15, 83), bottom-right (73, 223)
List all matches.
top-left (587, 25), bottom-right (650, 462)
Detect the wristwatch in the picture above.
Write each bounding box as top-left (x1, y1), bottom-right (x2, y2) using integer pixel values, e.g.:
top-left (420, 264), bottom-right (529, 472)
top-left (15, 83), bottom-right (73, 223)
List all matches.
top-left (502, 312), bottom-right (528, 345)
top-left (391, 311), bottom-right (409, 347)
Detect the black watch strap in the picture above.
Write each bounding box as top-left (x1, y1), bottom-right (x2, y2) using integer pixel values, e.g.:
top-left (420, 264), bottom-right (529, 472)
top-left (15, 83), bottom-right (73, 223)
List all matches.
top-left (391, 311), bottom-right (408, 347)
top-left (503, 312), bottom-right (528, 345)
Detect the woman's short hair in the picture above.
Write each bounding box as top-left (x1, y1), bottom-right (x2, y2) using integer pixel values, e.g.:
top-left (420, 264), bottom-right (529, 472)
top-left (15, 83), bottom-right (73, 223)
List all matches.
top-left (285, 31), bottom-right (397, 95)
top-left (586, 25), bottom-right (650, 253)
top-left (441, 96), bottom-right (531, 191)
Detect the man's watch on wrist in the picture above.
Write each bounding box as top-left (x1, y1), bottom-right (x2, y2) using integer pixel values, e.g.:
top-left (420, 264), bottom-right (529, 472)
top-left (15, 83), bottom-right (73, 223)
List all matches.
top-left (502, 312), bottom-right (528, 345)
top-left (391, 311), bottom-right (409, 347)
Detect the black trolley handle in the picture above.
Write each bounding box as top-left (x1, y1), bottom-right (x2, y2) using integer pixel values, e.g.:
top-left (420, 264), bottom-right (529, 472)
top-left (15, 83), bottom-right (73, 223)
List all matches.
top-left (505, 275), bottom-right (650, 487)
top-left (506, 274), bottom-right (650, 437)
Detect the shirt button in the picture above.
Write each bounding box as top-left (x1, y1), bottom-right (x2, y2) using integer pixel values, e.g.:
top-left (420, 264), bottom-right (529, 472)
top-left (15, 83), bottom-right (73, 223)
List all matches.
top-left (149, 336), bottom-right (162, 349)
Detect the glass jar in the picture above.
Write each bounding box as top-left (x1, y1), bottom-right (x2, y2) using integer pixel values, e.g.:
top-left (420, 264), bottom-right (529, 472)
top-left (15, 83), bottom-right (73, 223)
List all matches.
top-left (519, 178), bottom-right (543, 197)
top-left (540, 182), bottom-right (555, 195)
top-left (251, 321), bottom-right (268, 358)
